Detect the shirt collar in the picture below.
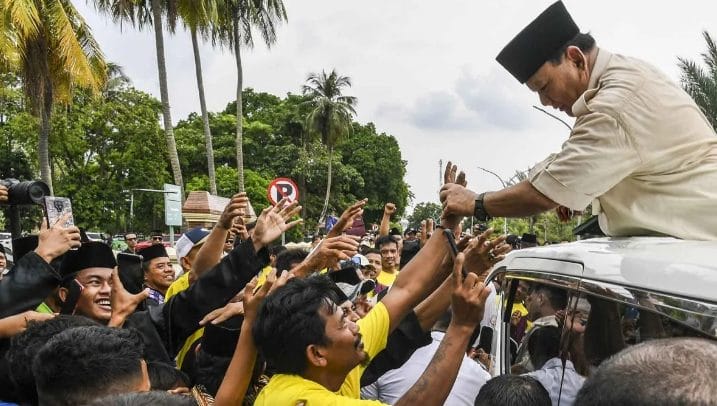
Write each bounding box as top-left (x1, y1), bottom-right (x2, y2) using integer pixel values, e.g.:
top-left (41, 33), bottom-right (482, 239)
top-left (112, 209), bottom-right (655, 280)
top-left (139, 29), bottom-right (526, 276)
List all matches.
top-left (542, 357), bottom-right (576, 371)
top-left (571, 48), bottom-right (613, 116)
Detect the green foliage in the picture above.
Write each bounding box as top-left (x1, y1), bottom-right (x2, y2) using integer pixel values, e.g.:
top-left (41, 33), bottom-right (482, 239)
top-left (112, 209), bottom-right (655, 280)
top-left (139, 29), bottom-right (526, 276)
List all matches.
top-left (678, 31), bottom-right (717, 129)
top-left (407, 202), bottom-right (442, 229)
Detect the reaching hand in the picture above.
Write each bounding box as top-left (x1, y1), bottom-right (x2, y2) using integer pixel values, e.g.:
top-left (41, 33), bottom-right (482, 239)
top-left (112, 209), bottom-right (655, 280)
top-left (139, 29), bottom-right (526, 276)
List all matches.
top-left (200, 301), bottom-right (245, 326)
top-left (218, 193), bottom-right (250, 230)
top-left (463, 229), bottom-right (510, 277)
top-left (294, 235), bottom-right (360, 275)
top-left (556, 206), bottom-right (582, 223)
top-left (109, 268), bottom-right (150, 328)
top-left (35, 213), bottom-right (82, 266)
top-left (243, 274), bottom-right (274, 321)
top-left (440, 161), bottom-right (471, 229)
top-left (231, 217), bottom-right (250, 241)
top-left (0, 311), bottom-right (55, 338)
top-left (450, 253), bottom-right (492, 329)
top-left (252, 198), bottom-right (303, 249)
top-left (0, 185), bottom-right (7, 203)
top-left (419, 219), bottom-right (434, 248)
top-left (328, 199), bottom-right (367, 238)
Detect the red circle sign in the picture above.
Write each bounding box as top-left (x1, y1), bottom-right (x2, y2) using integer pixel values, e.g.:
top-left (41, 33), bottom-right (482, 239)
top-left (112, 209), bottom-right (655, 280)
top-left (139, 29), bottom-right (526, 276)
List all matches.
top-left (267, 178), bottom-right (300, 205)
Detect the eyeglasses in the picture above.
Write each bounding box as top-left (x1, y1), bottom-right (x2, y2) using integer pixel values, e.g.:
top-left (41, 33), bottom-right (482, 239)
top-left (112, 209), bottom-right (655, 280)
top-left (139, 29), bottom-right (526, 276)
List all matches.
top-left (225, 239), bottom-right (234, 244)
top-left (152, 237), bottom-right (163, 241)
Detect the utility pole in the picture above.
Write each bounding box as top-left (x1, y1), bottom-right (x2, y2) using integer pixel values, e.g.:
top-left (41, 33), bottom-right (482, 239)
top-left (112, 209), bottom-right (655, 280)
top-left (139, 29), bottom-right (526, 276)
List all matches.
top-left (438, 159), bottom-right (443, 191)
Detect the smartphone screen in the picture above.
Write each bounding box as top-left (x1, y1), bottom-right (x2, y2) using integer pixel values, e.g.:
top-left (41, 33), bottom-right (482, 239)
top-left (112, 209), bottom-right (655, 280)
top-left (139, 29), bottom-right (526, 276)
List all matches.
top-left (117, 253), bottom-right (144, 296)
top-left (44, 196), bottom-right (75, 228)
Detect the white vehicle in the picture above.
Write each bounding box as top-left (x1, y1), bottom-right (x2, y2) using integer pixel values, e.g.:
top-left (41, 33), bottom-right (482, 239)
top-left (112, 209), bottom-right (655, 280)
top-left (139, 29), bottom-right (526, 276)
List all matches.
top-left (481, 237), bottom-right (717, 399)
top-left (85, 232), bottom-right (105, 242)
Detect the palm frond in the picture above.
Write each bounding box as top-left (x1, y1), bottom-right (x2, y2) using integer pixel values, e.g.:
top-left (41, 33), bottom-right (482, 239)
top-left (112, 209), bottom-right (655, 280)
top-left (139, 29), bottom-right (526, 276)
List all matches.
top-left (4, 0), bottom-right (41, 37)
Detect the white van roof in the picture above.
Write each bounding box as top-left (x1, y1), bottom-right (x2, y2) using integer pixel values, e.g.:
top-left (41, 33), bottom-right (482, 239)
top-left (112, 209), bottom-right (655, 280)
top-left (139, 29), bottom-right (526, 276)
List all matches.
top-left (497, 237), bottom-right (717, 304)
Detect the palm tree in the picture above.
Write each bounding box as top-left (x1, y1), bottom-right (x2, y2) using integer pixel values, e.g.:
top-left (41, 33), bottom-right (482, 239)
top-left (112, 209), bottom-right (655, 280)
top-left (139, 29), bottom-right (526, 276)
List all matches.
top-left (678, 31), bottom-right (717, 129)
top-left (3, 0), bottom-right (107, 194)
top-left (94, 0), bottom-right (184, 194)
top-left (177, 0), bottom-right (219, 194)
top-left (214, 0), bottom-right (286, 192)
top-left (302, 69), bottom-right (357, 223)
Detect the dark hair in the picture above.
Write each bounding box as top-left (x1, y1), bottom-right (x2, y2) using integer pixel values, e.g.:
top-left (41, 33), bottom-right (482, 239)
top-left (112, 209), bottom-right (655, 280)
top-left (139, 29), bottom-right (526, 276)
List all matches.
top-left (548, 32), bottom-right (596, 64)
top-left (6, 315), bottom-right (99, 404)
top-left (575, 338), bottom-right (717, 406)
top-left (533, 284), bottom-right (568, 311)
top-left (32, 325), bottom-right (145, 406)
top-left (375, 235), bottom-right (398, 250)
top-left (527, 326), bottom-right (561, 369)
top-left (363, 247), bottom-right (380, 256)
top-left (275, 248), bottom-right (308, 274)
top-left (88, 391), bottom-right (198, 406)
top-left (147, 362), bottom-right (190, 391)
top-left (269, 245), bottom-right (287, 257)
top-left (253, 275), bottom-right (340, 374)
top-left (475, 375), bottom-right (551, 406)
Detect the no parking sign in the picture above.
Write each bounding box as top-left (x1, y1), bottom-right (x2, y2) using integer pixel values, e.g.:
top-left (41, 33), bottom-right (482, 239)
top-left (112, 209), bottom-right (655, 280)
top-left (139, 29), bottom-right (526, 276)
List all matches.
top-left (267, 178), bottom-right (300, 205)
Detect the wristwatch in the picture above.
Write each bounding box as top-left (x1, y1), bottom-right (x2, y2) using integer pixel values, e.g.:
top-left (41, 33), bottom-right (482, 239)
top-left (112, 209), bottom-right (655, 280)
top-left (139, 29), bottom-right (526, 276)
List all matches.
top-left (473, 192), bottom-right (492, 222)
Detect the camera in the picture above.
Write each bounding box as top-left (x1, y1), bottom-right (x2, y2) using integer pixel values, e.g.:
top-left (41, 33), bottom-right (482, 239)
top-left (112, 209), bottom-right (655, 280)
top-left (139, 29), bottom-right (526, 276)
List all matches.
top-left (0, 179), bottom-right (50, 205)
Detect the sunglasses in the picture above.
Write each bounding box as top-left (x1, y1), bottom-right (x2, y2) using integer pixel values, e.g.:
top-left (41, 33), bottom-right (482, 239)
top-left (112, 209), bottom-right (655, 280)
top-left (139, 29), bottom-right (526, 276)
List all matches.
top-left (152, 237), bottom-right (163, 241)
top-left (225, 239), bottom-right (235, 244)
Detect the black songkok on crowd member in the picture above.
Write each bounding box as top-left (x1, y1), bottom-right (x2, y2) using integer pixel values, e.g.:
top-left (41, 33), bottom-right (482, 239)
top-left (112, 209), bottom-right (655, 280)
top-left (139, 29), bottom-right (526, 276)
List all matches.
top-left (496, 1), bottom-right (580, 83)
top-left (137, 244), bottom-right (169, 262)
top-left (59, 241), bottom-right (117, 278)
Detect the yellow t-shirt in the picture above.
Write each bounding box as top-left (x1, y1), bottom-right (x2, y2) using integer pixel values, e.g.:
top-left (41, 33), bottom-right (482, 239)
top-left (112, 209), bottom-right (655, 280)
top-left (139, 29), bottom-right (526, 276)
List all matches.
top-left (165, 272), bottom-right (190, 300)
top-left (375, 269), bottom-right (397, 287)
top-left (255, 302), bottom-right (390, 404)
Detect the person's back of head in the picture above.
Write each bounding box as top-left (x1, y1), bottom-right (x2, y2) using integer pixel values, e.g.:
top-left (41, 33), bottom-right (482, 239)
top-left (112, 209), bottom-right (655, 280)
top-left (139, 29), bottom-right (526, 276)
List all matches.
top-left (252, 275), bottom-right (340, 375)
top-left (147, 362), bottom-right (190, 391)
top-left (275, 248), bottom-right (308, 275)
top-left (528, 326), bottom-right (561, 369)
top-left (6, 315), bottom-right (99, 404)
top-left (536, 284), bottom-right (568, 313)
top-left (475, 375), bottom-right (551, 406)
top-left (32, 325), bottom-right (148, 406)
top-left (88, 391), bottom-right (197, 406)
top-left (575, 337), bottom-right (717, 406)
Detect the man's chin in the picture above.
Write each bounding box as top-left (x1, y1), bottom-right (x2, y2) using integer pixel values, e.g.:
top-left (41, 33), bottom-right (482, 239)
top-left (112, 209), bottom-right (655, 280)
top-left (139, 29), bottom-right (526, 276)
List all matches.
top-left (358, 350), bottom-right (370, 367)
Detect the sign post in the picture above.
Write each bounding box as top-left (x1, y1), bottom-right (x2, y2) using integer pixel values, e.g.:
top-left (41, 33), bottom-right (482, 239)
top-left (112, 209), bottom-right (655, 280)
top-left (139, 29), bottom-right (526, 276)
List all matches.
top-left (164, 184), bottom-right (182, 246)
top-left (267, 178), bottom-right (300, 245)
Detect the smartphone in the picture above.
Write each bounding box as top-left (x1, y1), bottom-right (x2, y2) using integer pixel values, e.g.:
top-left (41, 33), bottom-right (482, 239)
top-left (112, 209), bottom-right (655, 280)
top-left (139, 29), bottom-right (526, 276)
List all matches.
top-left (44, 196), bottom-right (74, 228)
top-left (476, 325), bottom-right (494, 354)
top-left (444, 229), bottom-right (467, 277)
top-left (117, 252), bottom-right (144, 296)
top-left (60, 279), bottom-right (83, 315)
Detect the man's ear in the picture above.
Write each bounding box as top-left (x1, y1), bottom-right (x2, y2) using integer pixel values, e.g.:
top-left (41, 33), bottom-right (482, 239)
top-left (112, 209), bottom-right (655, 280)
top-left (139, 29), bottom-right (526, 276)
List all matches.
top-left (566, 46), bottom-right (587, 69)
top-left (58, 287), bottom-right (68, 303)
top-left (306, 344), bottom-right (328, 368)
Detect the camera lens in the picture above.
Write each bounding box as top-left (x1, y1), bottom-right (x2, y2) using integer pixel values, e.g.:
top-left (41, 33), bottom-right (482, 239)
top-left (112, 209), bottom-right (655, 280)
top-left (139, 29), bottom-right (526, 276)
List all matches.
top-left (26, 181), bottom-right (50, 204)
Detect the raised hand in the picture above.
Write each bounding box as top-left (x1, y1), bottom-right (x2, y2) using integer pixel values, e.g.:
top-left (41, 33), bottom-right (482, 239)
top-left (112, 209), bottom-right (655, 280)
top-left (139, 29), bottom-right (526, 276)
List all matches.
top-left (419, 219), bottom-right (435, 248)
top-left (218, 193), bottom-right (250, 230)
top-left (440, 161), bottom-right (471, 229)
top-left (450, 253), bottom-right (492, 329)
top-left (463, 229), bottom-right (511, 277)
top-left (556, 206), bottom-right (582, 223)
top-left (384, 202), bottom-right (396, 217)
top-left (231, 217), bottom-right (250, 241)
top-left (35, 213), bottom-right (82, 266)
top-left (328, 199), bottom-right (367, 238)
top-left (293, 235), bottom-right (360, 276)
top-left (108, 268), bottom-right (150, 328)
top-left (252, 198), bottom-right (303, 249)
top-left (200, 301), bottom-right (245, 326)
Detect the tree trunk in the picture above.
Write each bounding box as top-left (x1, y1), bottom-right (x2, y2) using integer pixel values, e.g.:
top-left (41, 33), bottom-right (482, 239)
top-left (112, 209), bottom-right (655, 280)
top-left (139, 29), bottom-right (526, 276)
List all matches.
top-left (38, 84), bottom-right (54, 195)
top-left (151, 0), bottom-right (184, 195)
top-left (191, 28), bottom-right (217, 195)
top-left (233, 17), bottom-right (245, 193)
top-left (319, 145), bottom-right (333, 224)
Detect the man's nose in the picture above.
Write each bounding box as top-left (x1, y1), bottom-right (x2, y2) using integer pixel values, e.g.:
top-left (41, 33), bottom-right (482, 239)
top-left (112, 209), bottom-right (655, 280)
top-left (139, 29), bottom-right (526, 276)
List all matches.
top-left (349, 320), bottom-right (360, 334)
top-left (538, 92), bottom-right (552, 107)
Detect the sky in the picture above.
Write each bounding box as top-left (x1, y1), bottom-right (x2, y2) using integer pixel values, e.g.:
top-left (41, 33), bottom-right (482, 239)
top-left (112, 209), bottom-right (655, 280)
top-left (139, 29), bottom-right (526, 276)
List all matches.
top-left (75, 0), bottom-right (717, 212)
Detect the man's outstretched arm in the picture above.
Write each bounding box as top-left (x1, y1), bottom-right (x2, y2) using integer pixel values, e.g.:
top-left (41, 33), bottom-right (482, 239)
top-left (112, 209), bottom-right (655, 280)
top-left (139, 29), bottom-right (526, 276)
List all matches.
top-left (440, 179), bottom-right (558, 218)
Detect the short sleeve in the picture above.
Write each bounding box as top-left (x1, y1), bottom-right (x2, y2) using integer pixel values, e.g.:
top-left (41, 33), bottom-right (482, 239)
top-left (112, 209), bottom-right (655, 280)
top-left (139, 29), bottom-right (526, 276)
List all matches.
top-left (530, 111), bottom-right (641, 210)
top-left (357, 302), bottom-right (391, 360)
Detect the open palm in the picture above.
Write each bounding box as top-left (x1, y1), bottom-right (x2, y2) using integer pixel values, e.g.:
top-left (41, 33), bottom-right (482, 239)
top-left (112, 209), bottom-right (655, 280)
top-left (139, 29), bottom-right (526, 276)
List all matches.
top-left (253, 198), bottom-right (303, 246)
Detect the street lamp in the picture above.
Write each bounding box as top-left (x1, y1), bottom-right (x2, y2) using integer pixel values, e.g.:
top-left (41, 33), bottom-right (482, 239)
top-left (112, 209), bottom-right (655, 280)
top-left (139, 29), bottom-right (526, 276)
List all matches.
top-left (476, 166), bottom-right (509, 235)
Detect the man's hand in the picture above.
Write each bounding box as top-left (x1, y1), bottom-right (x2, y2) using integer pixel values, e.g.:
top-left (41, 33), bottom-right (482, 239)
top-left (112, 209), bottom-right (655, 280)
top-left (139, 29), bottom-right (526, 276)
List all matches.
top-left (230, 217), bottom-right (250, 241)
top-left (463, 229), bottom-right (510, 277)
top-left (440, 161), bottom-right (471, 229)
top-left (450, 253), bottom-right (492, 329)
top-left (0, 310), bottom-right (55, 338)
top-left (35, 213), bottom-right (82, 266)
top-left (218, 193), bottom-right (250, 230)
top-left (556, 206), bottom-right (582, 223)
top-left (200, 301), bottom-right (245, 326)
top-left (0, 185), bottom-right (7, 203)
top-left (293, 235), bottom-right (359, 276)
top-left (327, 199), bottom-right (367, 238)
top-left (252, 199), bottom-right (303, 250)
top-left (383, 202), bottom-right (396, 217)
top-left (109, 268), bottom-right (149, 328)
top-left (419, 219), bottom-right (434, 248)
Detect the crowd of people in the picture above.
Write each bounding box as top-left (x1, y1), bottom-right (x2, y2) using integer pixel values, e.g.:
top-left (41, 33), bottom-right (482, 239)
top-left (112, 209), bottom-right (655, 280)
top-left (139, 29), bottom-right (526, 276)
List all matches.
top-left (3, 0), bottom-right (717, 404)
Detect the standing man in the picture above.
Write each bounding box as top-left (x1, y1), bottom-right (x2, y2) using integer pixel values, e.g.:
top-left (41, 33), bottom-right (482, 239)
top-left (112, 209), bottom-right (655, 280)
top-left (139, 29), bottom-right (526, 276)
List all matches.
top-left (375, 236), bottom-right (400, 289)
top-left (123, 233), bottom-right (138, 254)
top-left (137, 244), bottom-right (173, 308)
top-left (440, 1), bottom-right (717, 240)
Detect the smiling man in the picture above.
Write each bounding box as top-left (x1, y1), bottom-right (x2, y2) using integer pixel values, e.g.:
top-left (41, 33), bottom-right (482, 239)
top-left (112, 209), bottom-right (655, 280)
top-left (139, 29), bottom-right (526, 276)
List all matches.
top-left (137, 244), bottom-right (174, 308)
top-left (58, 241), bottom-right (118, 323)
top-left (440, 0), bottom-right (717, 240)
